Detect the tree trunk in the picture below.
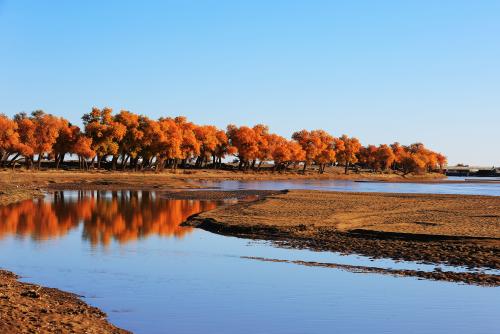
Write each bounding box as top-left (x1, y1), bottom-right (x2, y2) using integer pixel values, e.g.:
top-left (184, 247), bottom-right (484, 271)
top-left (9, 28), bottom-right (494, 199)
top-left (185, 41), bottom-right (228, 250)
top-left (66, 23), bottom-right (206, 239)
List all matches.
top-left (111, 156), bottom-right (118, 170)
top-left (9, 153), bottom-right (20, 165)
top-left (344, 161), bottom-right (349, 174)
top-left (37, 153), bottom-right (42, 169)
top-left (122, 155), bottom-right (130, 170)
top-left (56, 153), bottom-right (66, 170)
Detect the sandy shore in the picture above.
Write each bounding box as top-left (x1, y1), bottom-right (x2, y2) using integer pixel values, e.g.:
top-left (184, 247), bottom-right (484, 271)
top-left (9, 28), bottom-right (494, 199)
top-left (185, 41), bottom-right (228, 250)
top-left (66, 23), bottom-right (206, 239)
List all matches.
top-left (0, 168), bottom-right (447, 205)
top-left (183, 190), bottom-right (500, 285)
top-left (0, 269), bottom-right (130, 334)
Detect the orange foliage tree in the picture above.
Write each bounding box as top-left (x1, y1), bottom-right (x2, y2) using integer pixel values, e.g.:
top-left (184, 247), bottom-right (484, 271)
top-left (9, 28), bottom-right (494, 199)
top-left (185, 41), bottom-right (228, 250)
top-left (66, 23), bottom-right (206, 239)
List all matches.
top-left (0, 107), bottom-right (446, 174)
top-left (0, 114), bottom-right (20, 167)
top-left (336, 135), bottom-right (362, 174)
top-left (82, 107), bottom-right (126, 169)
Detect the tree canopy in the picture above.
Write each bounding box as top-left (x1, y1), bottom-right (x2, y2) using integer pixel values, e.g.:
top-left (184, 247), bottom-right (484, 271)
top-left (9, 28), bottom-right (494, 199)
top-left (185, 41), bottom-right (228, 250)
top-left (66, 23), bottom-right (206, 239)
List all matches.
top-left (0, 108), bottom-right (447, 174)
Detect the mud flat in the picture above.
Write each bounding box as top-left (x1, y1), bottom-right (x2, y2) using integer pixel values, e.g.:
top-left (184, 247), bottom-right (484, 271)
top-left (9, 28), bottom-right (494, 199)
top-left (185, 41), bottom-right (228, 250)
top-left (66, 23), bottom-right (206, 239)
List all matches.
top-left (0, 270), bottom-right (129, 334)
top-left (183, 190), bottom-right (500, 285)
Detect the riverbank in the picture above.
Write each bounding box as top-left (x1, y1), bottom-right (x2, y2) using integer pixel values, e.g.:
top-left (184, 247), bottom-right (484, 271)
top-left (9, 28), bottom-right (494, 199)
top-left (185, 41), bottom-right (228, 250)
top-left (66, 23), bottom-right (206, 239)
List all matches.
top-left (0, 269), bottom-right (130, 334)
top-left (0, 168), bottom-right (447, 205)
top-left (183, 190), bottom-right (500, 285)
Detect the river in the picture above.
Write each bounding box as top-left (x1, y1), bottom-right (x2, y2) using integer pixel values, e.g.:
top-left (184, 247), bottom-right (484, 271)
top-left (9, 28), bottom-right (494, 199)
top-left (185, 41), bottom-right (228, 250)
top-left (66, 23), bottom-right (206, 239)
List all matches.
top-left (0, 180), bottom-right (499, 333)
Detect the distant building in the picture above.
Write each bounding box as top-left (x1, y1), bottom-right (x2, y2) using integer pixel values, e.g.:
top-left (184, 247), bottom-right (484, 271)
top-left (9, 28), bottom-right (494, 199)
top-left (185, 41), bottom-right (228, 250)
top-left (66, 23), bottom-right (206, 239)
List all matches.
top-left (445, 165), bottom-right (499, 177)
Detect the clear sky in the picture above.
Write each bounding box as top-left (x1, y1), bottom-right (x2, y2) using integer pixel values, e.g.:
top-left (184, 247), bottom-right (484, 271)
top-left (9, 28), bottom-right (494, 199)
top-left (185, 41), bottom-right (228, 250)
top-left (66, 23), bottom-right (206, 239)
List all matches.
top-left (1, 0), bottom-right (499, 166)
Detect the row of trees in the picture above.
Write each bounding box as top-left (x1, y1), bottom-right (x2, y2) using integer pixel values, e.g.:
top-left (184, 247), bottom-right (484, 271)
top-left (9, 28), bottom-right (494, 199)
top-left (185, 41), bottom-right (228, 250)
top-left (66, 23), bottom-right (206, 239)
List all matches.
top-left (0, 108), bottom-right (446, 174)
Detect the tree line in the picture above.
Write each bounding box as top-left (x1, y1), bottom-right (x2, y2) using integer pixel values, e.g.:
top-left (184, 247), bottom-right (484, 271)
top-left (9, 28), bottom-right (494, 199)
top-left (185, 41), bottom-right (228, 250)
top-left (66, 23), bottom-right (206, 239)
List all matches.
top-left (0, 108), bottom-right (447, 174)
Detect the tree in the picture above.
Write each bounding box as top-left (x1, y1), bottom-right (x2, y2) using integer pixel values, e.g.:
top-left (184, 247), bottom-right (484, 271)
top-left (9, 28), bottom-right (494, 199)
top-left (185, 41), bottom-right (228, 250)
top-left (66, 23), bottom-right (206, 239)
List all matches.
top-left (436, 153), bottom-right (447, 171)
top-left (291, 130), bottom-right (321, 172)
top-left (0, 114), bottom-right (20, 166)
top-left (174, 116), bottom-right (200, 167)
top-left (253, 124), bottom-right (271, 169)
top-left (375, 144), bottom-right (396, 171)
top-left (155, 118), bottom-right (182, 170)
top-left (292, 129), bottom-right (336, 173)
top-left (30, 110), bottom-right (63, 168)
top-left (390, 142), bottom-right (406, 170)
top-left (73, 136), bottom-right (95, 169)
top-left (194, 125), bottom-right (218, 167)
top-left (226, 125), bottom-right (259, 169)
top-left (136, 116), bottom-right (162, 170)
top-left (52, 120), bottom-right (80, 169)
top-left (336, 135), bottom-right (361, 174)
top-left (12, 113), bottom-right (35, 168)
top-left (82, 107), bottom-right (126, 169)
top-left (357, 145), bottom-right (378, 171)
top-left (214, 129), bottom-right (235, 168)
top-left (114, 110), bottom-right (144, 169)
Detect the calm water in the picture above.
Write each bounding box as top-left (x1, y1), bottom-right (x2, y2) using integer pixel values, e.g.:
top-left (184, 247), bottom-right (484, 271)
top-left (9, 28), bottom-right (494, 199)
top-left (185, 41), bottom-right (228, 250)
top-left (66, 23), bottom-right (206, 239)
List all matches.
top-left (0, 187), bottom-right (499, 334)
top-left (204, 177), bottom-right (500, 196)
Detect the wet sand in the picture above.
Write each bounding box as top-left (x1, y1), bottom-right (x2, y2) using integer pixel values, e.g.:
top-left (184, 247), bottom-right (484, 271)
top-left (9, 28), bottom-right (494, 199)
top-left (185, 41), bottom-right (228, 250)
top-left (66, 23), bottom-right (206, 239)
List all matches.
top-left (183, 190), bottom-right (500, 285)
top-left (0, 270), bottom-right (130, 334)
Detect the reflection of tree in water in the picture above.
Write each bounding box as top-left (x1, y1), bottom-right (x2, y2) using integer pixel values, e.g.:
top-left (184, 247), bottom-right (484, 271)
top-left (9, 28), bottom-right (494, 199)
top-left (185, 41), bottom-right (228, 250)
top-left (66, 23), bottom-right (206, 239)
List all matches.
top-left (0, 191), bottom-right (218, 246)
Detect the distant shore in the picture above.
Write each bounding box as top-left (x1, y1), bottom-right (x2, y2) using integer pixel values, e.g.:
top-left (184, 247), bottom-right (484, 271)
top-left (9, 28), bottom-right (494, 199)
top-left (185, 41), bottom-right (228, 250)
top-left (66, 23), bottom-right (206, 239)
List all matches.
top-left (0, 168), bottom-right (447, 205)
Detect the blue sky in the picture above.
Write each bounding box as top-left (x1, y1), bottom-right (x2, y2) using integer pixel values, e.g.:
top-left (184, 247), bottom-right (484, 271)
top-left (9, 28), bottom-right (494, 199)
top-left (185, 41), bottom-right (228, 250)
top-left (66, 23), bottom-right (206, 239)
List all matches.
top-left (1, 0), bottom-right (499, 165)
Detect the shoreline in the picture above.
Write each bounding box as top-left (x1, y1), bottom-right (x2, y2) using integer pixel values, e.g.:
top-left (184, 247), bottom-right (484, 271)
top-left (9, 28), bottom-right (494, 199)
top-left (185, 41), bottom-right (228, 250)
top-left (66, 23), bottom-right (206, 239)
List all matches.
top-left (0, 269), bottom-right (130, 334)
top-left (0, 168), bottom-right (447, 202)
top-left (181, 190), bottom-right (500, 285)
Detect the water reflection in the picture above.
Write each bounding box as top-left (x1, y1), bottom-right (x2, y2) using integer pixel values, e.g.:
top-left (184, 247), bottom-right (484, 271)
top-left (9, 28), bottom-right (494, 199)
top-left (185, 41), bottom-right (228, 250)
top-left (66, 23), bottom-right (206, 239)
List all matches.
top-left (0, 191), bottom-right (218, 246)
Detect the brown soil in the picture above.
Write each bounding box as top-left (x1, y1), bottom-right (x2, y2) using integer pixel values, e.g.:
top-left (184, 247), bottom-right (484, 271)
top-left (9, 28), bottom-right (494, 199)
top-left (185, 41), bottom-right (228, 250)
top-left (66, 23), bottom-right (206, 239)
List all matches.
top-left (183, 190), bottom-right (500, 282)
top-left (0, 269), bottom-right (130, 334)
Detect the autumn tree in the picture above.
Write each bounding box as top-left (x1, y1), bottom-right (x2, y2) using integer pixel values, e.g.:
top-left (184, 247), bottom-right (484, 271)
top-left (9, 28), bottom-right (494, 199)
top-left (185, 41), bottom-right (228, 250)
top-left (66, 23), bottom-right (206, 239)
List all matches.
top-left (11, 111), bottom-right (61, 169)
top-left (252, 124), bottom-right (271, 169)
top-left (375, 144), bottom-right (396, 171)
top-left (214, 129), bottom-right (235, 168)
top-left (155, 118), bottom-right (182, 170)
top-left (336, 135), bottom-right (362, 174)
top-left (0, 114), bottom-right (20, 167)
top-left (174, 116), bottom-right (200, 168)
top-left (52, 119), bottom-right (79, 169)
top-left (390, 142), bottom-right (406, 170)
top-left (226, 125), bottom-right (259, 169)
top-left (292, 129), bottom-right (336, 173)
top-left (194, 125), bottom-right (218, 167)
top-left (114, 110), bottom-right (144, 169)
top-left (136, 116), bottom-right (162, 170)
top-left (72, 136), bottom-right (95, 169)
top-left (82, 107), bottom-right (126, 169)
top-left (357, 145), bottom-right (378, 171)
top-left (292, 130), bottom-right (321, 172)
top-left (2, 106), bottom-right (447, 175)
top-left (12, 113), bottom-right (35, 167)
top-left (436, 153), bottom-right (447, 171)
top-left (52, 120), bottom-right (95, 170)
